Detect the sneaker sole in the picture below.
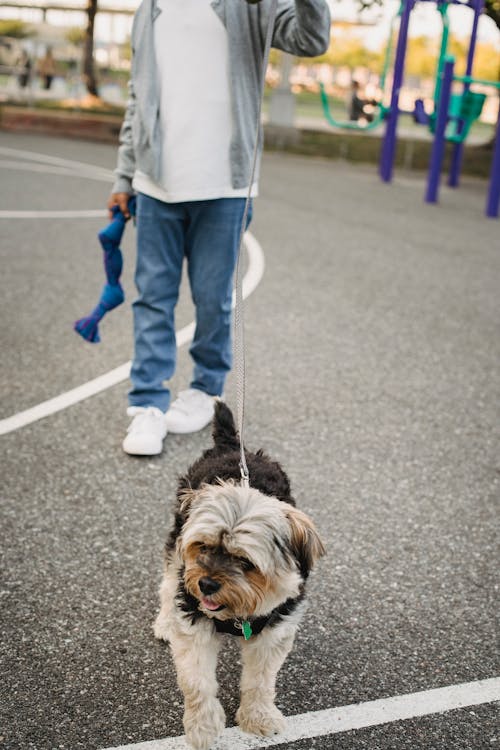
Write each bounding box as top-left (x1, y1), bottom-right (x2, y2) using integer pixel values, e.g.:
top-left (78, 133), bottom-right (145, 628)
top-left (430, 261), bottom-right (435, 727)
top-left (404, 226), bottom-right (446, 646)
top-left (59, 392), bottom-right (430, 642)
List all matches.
top-left (122, 438), bottom-right (165, 456)
top-left (164, 419), bottom-right (212, 434)
top-left (123, 446), bottom-right (163, 456)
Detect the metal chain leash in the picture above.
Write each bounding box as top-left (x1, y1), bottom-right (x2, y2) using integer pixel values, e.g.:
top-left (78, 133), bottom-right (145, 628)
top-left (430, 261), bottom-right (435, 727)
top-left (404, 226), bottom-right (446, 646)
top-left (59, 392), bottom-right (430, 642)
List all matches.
top-left (234, 0), bottom-right (279, 487)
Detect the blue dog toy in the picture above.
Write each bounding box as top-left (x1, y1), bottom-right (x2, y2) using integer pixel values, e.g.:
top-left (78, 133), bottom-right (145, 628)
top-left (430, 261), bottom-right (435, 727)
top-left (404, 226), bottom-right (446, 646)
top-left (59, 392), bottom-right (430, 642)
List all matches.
top-left (74, 196), bottom-right (136, 343)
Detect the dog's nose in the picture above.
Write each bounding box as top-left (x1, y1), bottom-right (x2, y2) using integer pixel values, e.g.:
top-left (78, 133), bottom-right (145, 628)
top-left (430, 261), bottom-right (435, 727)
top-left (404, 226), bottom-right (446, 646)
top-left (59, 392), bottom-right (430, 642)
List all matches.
top-left (199, 577), bottom-right (221, 595)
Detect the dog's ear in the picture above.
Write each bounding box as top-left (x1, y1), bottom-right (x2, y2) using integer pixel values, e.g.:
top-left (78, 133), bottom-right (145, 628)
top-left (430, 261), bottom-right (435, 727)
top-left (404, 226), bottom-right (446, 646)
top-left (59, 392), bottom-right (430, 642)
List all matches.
top-left (178, 487), bottom-right (199, 520)
top-left (285, 506), bottom-right (325, 578)
top-left (173, 487), bottom-right (202, 557)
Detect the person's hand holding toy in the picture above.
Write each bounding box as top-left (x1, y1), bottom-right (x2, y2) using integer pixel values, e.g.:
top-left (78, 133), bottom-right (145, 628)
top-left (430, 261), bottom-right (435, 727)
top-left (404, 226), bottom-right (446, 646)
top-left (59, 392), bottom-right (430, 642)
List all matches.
top-left (74, 196), bottom-right (136, 343)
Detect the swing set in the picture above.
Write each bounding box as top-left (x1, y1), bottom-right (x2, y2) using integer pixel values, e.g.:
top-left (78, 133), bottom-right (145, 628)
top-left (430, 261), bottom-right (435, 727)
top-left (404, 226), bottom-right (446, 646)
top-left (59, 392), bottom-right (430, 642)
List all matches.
top-left (412, 0), bottom-right (487, 142)
top-left (320, 0), bottom-right (500, 218)
top-left (319, 0), bottom-right (432, 133)
top-left (319, 21), bottom-right (393, 131)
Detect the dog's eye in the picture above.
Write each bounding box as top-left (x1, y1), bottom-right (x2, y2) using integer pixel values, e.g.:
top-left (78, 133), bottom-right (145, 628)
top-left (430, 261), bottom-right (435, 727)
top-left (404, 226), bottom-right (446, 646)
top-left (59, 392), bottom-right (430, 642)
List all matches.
top-left (238, 557), bottom-right (256, 572)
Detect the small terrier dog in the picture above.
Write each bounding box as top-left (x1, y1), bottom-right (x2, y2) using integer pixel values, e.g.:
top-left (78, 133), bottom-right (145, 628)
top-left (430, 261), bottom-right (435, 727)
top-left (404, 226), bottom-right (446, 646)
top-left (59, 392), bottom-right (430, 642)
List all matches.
top-left (153, 401), bottom-right (325, 750)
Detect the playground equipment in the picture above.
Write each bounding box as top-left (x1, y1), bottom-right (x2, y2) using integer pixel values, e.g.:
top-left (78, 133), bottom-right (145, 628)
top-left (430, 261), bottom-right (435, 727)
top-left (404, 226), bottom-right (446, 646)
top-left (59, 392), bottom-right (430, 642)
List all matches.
top-left (425, 56), bottom-right (500, 216)
top-left (319, 83), bottom-right (387, 131)
top-left (319, 0), bottom-right (491, 139)
top-left (319, 21), bottom-right (395, 131)
top-left (320, 0), bottom-right (499, 217)
top-left (378, 0), bottom-right (499, 218)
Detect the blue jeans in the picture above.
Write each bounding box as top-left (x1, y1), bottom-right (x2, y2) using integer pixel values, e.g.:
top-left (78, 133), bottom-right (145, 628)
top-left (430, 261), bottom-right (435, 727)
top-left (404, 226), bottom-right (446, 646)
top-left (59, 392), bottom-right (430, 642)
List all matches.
top-left (129, 194), bottom-right (251, 411)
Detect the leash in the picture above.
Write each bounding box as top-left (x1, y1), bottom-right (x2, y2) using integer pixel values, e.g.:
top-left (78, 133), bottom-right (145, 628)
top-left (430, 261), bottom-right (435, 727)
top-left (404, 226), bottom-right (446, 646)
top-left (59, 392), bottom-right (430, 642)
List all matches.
top-left (234, 0), bottom-right (279, 488)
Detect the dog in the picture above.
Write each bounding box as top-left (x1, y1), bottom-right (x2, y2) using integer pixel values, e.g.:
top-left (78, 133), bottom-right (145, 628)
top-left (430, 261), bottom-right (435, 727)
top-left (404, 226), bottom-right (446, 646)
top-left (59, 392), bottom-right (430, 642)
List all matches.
top-left (153, 401), bottom-right (325, 750)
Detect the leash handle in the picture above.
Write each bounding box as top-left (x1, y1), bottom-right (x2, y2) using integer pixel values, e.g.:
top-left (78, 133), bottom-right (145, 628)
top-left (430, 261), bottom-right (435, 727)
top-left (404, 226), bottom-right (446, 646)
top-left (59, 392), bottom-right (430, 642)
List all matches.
top-left (234, 0), bottom-right (278, 487)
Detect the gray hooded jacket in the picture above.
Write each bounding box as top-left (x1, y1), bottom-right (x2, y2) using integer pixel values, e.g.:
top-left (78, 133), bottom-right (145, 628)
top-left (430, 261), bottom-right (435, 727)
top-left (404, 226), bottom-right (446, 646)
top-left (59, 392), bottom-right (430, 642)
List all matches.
top-left (112, 0), bottom-right (331, 195)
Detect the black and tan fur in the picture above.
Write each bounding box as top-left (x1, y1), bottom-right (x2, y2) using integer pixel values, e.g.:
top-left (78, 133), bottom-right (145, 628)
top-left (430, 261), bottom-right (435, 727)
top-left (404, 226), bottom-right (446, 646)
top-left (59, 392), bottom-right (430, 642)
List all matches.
top-left (154, 401), bottom-right (324, 750)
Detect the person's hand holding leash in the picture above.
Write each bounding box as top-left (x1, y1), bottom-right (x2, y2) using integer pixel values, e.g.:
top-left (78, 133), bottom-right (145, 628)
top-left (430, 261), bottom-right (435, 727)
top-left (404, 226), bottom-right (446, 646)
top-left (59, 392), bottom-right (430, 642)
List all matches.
top-left (107, 192), bottom-right (132, 220)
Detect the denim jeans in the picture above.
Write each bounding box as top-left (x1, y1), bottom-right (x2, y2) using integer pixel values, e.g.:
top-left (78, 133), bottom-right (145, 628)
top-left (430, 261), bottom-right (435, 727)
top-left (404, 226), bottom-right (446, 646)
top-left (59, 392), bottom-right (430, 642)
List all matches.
top-left (129, 193), bottom-right (251, 411)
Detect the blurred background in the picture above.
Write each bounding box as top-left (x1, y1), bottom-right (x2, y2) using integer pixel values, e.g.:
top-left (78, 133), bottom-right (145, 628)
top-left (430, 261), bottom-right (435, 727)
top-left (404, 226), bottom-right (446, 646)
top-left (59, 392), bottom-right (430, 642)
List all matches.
top-left (0, 0), bottom-right (498, 140)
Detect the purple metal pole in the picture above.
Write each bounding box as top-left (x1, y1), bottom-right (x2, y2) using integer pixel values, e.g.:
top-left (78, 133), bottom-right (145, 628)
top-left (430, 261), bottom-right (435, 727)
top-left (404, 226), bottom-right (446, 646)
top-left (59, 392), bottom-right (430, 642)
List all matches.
top-left (448, 0), bottom-right (484, 187)
top-left (425, 57), bottom-right (454, 204)
top-left (379, 0), bottom-right (415, 183)
top-left (486, 100), bottom-right (500, 218)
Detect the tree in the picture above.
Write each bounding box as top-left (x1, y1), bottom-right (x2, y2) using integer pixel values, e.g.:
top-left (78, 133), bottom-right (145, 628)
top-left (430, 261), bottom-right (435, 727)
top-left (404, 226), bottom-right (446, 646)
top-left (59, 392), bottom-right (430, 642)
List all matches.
top-left (315, 33), bottom-right (383, 70)
top-left (404, 35), bottom-right (439, 78)
top-left (474, 41), bottom-right (500, 79)
top-left (66, 26), bottom-right (85, 47)
top-left (484, 0), bottom-right (500, 31)
top-left (0, 19), bottom-right (33, 38)
top-left (83, 0), bottom-right (98, 96)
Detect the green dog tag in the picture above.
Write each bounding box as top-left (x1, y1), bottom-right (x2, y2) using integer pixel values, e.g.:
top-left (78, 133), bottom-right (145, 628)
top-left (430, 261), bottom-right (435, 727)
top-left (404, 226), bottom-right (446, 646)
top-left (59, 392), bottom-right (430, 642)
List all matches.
top-left (242, 620), bottom-right (253, 640)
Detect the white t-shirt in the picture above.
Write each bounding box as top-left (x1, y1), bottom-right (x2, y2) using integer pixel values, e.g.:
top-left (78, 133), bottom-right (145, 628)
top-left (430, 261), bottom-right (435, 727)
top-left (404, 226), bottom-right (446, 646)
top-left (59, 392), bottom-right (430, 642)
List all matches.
top-left (133, 0), bottom-right (257, 203)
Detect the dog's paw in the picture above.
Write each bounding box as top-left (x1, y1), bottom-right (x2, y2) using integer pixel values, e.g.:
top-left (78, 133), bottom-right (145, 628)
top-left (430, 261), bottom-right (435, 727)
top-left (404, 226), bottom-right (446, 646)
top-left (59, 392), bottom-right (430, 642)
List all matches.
top-left (184, 698), bottom-right (225, 750)
top-left (152, 613), bottom-right (169, 641)
top-left (236, 702), bottom-right (286, 737)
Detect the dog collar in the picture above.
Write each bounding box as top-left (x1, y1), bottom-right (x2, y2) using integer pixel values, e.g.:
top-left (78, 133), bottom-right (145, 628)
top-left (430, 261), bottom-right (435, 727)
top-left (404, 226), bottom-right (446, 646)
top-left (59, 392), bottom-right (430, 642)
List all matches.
top-left (237, 620), bottom-right (253, 640)
top-left (212, 592), bottom-right (304, 639)
top-left (214, 616), bottom-right (267, 639)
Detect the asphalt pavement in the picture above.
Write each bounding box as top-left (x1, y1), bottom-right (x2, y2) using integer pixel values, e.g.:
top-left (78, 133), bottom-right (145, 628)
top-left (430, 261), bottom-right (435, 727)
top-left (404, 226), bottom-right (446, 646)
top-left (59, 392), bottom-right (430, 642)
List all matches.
top-left (0, 132), bottom-right (499, 750)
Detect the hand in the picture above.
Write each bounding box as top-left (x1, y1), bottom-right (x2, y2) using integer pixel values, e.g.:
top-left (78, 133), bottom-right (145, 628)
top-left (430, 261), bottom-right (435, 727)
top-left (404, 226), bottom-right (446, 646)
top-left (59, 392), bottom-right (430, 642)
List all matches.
top-left (107, 192), bottom-right (132, 220)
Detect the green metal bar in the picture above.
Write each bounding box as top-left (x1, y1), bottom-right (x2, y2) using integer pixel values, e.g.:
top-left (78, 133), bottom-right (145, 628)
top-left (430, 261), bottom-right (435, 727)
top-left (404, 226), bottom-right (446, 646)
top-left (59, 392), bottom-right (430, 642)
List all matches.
top-left (434, 4), bottom-right (451, 109)
top-left (319, 1), bottom-right (399, 132)
top-left (319, 83), bottom-right (388, 131)
top-left (379, 6), bottom-right (401, 92)
top-left (454, 75), bottom-right (500, 90)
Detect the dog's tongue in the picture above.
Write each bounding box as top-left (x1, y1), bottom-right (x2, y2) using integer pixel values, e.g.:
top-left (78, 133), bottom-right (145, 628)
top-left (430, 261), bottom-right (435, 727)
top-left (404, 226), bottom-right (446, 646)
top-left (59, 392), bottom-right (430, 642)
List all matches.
top-left (201, 598), bottom-right (221, 611)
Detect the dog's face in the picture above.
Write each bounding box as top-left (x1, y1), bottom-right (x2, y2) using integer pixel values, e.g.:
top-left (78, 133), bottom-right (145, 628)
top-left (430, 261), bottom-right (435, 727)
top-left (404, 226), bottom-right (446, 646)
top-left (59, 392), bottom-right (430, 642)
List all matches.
top-left (177, 481), bottom-right (324, 621)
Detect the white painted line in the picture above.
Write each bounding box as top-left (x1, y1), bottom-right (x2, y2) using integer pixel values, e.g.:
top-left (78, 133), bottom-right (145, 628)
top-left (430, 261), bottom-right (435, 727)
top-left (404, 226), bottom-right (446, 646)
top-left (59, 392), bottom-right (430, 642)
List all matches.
top-left (0, 160), bottom-right (114, 182)
top-left (0, 159), bottom-right (78, 173)
top-left (0, 360), bottom-right (132, 436)
top-left (0, 145), bottom-right (115, 179)
top-left (102, 677), bottom-right (500, 750)
top-left (0, 232), bottom-right (264, 436)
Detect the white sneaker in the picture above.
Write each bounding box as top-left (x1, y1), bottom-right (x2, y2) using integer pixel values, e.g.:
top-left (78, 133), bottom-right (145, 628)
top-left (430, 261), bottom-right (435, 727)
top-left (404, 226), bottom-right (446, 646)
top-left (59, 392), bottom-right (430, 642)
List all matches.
top-left (165, 389), bottom-right (216, 434)
top-left (122, 406), bottom-right (167, 456)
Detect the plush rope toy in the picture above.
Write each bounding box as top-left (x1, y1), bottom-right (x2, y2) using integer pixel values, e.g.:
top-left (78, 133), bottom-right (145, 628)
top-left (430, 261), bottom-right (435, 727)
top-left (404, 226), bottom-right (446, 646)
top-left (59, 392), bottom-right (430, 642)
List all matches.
top-left (74, 196), bottom-right (136, 343)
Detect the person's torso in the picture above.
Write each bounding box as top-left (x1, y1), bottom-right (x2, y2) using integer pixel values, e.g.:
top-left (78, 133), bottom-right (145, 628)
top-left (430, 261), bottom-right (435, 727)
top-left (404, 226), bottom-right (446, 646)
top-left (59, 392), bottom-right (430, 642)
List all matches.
top-left (134, 0), bottom-right (255, 202)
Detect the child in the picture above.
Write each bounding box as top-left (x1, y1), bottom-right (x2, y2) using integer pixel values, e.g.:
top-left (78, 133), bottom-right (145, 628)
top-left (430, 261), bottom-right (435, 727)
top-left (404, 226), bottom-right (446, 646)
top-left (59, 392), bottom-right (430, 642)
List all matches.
top-left (109, 0), bottom-right (331, 455)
